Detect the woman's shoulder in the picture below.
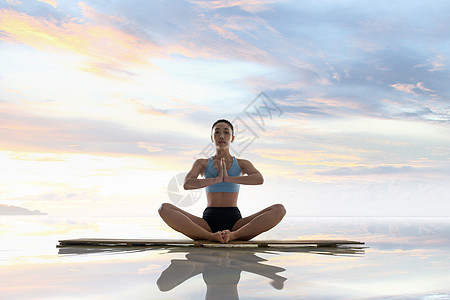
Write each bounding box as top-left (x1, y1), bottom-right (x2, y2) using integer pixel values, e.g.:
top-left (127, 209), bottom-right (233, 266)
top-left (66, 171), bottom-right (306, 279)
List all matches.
top-left (235, 158), bottom-right (260, 175)
top-left (194, 157), bottom-right (211, 167)
top-left (236, 157), bottom-right (252, 171)
top-left (236, 157), bottom-right (250, 164)
top-left (191, 158), bottom-right (210, 177)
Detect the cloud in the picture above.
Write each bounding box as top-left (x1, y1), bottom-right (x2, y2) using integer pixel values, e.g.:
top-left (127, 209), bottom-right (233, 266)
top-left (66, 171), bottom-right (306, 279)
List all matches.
top-left (137, 142), bottom-right (163, 153)
top-left (0, 1), bottom-right (278, 78)
top-left (275, 95), bottom-right (367, 119)
top-left (127, 99), bottom-right (170, 116)
top-left (397, 107), bottom-right (450, 123)
top-left (1, 0), bottom-right (450, 217)
top-left (315, 165), bottom-right (438, 177)
top-left (237, 1), bottom-right (450, 125)
top-left (191, 0), bottom-right (275, 13)
top-left (390, 82), bottom-right (436, 96)
top-left (37, 0), bottom-right (57, 8)
top-left (269, 45), bottom-right (450, 124)
top-left (0, 108), bottom-right (194, 155)
top-left (428, 52), bottom-right (447, 72)
top-left (0, 204), bottom-right (46, 215)
top-left (0, 5), bottom-right (158, 78)
top-left (5, 0), bottom-right (23, 5)
top-left (254, 148), bottom-right (362, 168)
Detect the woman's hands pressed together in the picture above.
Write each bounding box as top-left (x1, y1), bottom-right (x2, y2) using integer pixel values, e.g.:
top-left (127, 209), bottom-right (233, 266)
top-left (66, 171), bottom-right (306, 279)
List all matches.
top-left (222, 158), bottom-right (229, 182)
top-left (216, 157), bottom-right (229, 183)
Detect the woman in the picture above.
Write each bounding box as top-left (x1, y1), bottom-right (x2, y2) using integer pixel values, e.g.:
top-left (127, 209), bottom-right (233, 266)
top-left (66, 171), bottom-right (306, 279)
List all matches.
top-left (159, 119), bottom-right (286, 243)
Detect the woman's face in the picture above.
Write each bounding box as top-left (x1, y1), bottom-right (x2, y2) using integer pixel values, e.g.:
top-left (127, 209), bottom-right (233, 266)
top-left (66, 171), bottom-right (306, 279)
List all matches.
top-left (211, 123), bottom-right (234, 148)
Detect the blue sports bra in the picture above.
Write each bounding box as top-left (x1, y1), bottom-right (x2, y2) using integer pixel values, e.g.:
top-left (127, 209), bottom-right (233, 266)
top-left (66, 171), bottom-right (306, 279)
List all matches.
top-left (203, 156), bottom-right (241, 193)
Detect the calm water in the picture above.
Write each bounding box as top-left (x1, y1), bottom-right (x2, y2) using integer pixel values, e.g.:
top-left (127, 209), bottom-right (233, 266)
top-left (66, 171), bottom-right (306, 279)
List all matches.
top-left (1, 216), bottom-right (450, 299)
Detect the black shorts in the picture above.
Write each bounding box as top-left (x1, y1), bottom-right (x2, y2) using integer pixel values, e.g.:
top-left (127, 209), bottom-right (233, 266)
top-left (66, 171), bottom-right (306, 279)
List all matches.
top-left (202, 207), bottom-right (242, 233)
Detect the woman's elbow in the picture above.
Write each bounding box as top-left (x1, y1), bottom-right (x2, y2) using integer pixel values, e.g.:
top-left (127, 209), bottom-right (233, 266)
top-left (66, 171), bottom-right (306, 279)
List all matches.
top-left (258, 175), bottom-right (264, 185)
top-left (183, 181), bottom-right (192, 190)
top-left (184, 178), bottom-right (199, 190)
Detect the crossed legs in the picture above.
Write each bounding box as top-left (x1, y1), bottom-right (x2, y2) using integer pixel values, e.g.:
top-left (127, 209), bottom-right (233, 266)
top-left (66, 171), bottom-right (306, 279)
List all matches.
top-left (158, 203), bottom-right (286, 243)
top-left (158, 203), bottom-right (225, 242)
top-left (223, 204), bottom-right (286, 242)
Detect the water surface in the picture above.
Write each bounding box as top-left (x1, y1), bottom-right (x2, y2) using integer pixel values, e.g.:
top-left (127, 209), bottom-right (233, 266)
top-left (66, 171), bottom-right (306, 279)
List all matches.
top-left (1, 216), bottom-right (449, 299)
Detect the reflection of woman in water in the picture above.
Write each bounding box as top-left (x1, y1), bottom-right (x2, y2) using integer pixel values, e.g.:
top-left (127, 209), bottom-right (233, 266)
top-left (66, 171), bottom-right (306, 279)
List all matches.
top-left (157, 249), bottom-right (287, 299)
top-left (159, 119), bottom-right (286, 243)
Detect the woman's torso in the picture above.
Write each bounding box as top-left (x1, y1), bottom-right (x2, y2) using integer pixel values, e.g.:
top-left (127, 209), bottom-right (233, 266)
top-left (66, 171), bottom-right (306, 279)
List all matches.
top-left (200, 157), bottom-right (242, 207)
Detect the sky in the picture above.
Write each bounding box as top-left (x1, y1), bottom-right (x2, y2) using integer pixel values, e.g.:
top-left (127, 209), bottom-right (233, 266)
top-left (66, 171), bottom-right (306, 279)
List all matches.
top-left (1, 0), bottom-right (449, 217)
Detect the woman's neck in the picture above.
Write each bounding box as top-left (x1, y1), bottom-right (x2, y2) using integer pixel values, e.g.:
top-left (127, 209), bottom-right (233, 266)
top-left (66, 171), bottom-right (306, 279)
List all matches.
top-left (214, 149), bottom-right (232, 159)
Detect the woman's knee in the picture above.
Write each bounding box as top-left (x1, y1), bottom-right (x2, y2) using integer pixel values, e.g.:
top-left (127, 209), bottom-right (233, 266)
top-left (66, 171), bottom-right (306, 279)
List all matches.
top-left (158, 202), bottom-right (176, 216)
top-left (271, 204), bottom-right (286, 218)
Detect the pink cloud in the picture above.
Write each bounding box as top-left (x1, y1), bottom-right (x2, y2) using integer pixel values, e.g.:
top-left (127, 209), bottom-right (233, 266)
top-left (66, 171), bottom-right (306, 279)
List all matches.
top-left (191, 0), bottom-right (275, 13)
top-left (390, 82), bottom-right (435, 95)
top-left (0, 5), bottom-right (159, 78)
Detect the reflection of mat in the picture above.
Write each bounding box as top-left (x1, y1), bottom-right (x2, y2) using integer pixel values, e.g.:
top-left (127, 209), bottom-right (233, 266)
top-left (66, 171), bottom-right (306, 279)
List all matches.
top-left (58, 238), bottom-right (364, 248)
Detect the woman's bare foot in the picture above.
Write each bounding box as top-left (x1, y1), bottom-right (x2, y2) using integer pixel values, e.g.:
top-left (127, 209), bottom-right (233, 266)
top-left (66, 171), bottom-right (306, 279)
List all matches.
top-left (221, 230), bottom-right (237, 243)
top-left (210, 231), bottom-right (226, 243)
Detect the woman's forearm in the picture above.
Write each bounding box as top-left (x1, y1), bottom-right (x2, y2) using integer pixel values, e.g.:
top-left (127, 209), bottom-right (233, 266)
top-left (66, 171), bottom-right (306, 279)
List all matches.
top-left (225, 174), bottom-right (264, 185)
top-left (184, 177), bottom-right (219, 190)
